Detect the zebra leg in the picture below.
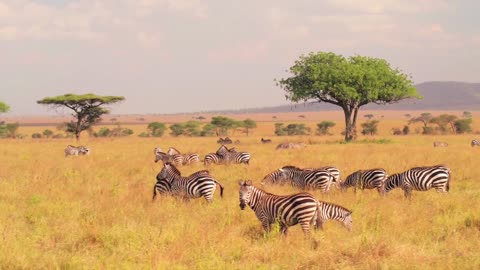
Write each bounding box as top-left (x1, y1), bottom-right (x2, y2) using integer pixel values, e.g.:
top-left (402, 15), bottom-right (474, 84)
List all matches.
top-left (403, 186), bottom-right (412, 199)
top-left (152, 186), bottom-right (157, 202)
top-left (280, 224), bottom-right (288, 235)
top-left (261, 220), bottom-right (271, 233)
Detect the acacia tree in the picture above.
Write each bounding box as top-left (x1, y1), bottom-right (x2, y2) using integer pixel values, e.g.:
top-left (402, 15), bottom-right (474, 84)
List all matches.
top-left (277, 52), bottom-right (419, 141)
top-left (37, 94), bottom-right (125, 141)
top-left (0, 101), bottom-right (10, 114)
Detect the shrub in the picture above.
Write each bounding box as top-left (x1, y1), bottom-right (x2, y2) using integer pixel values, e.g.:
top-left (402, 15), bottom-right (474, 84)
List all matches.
top-left (454, 118), bottom-right (472, 134)
top-left (361, 120), bottom-right (379, 135)
top-left (147, 122), bottom-right (166, 137)
top-left (402, 125), bottom-right (410, 135)
top-left (32, 133), bottom-right (42, 139)
top-left (275, 123), bottom-right (310, 136)
top-left (316, 121), bottom-right (336, 135)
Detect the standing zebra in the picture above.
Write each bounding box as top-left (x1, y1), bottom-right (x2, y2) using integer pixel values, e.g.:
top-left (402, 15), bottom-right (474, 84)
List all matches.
top-left (239, 179), bottom-right (319, 235)
top-left (340, 168), bottom-right (387, 195)
top-left (64, 145), bottom-right (90, 157)
top-left (304, 166), bottom-right (341, 184)
top-left (472, 139), bottom-right (480, 147)
top-left (384, 165), bottom-right (450, 198)
top-left (262, 166), bottom-right (334, 193)
top-left (433, 141), bottom-right (448, 147)
top-left (154, 151), bottom-right (200, 166)
top-left (239, 180), bottom-right (352, 235)
top-left (153, 163), bottom-right (224, 203)
top-left (211, 145), bottom-right (250, 165)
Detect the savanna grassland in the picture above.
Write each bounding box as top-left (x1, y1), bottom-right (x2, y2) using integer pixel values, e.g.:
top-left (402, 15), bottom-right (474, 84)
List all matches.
top-left (1, 116), bottom-right (480, 269)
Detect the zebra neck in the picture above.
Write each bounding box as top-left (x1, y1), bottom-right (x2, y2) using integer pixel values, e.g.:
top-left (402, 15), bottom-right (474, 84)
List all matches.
top-left (248, 187), bottom-right (268, 210)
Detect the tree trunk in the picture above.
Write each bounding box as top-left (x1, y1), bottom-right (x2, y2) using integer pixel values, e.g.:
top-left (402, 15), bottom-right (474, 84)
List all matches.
top-left (343, 106), bottom-right (358, 142)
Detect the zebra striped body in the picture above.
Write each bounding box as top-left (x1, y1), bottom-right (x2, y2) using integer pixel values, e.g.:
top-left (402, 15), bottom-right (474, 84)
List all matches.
top-left (433, 141), bottom-right (448, 147)
top-left (316, 201), bottom-right (353, 231)
top-left (472, 139), bottom-right (480, 147)
top-left (304, 166), bottom-right (341, 183)
top-left (206, 145), bottom-right (250, 165)
top-left (340, 168), bottom-right (387, 195)
top-left (64, 145), bottom-right (90, 157)
top-left (239, 180), bottom-right (319, 234)
top-left (153, 163), bottom-right (223, 203)
top-left (154, 152), bottom-right (200, 166)
top-left (263, 166), bottom-right (334, 193)
top-left (384, 165), bottom-right (450, 198)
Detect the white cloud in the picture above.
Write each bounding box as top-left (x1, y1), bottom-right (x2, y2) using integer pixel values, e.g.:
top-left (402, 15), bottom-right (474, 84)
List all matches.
top-left (326, 0), bottom-right (449, 14)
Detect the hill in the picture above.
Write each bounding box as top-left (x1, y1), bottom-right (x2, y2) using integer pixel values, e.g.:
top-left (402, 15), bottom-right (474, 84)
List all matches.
top-left (214, 81), bottom-right (480, 114)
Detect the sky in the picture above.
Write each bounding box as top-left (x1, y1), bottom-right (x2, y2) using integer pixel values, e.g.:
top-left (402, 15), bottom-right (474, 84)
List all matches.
top-left (0, 0), bottom-right (479, 116)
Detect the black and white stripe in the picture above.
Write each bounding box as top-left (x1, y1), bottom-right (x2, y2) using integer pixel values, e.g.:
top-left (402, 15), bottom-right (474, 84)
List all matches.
top-left (239, 180), bottom-right (319, 235)
top-left (472, 139), bottom-right (480, 147)
top-left (304, 166), bottom-right (341, 183)
top-left (384, 165), bottom-right (450, 198)
top-left (262, 166), bottom-right (334, 193)
top-left (340, 168), bottom-right (387, 195)
top-left (154, 151), bottom-right (200, 166)
top-left (205, 145), bottom-right (250, 165)
top-left (65, 145), bottom-right (90, 157)
top-left (153, 163), bottom-right (223, 203)
top-left (316, 201), bottom-right (353, 231)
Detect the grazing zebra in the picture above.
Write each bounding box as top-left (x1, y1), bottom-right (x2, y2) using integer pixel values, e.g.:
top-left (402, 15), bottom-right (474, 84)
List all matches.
top-left (262, 166), bottom-right (334, 193)
top-left (316, 201), bottom-right (353, 231)
top-left (154, 151), bottom-right (200, 166)
top-left (340, 169), bottom-right (387, 195)
top-left (433, 141), bottom-right (448, 147)
top-left (472, 139), bottom-right (480, 147)
top-left (239, 179), bottom-right (319, 235)
top-left (153, 163), bottom-right (223, 203)
top-left (214, 145), bottom-right (250, 165)
top-left (304, 166), bottom-right (341, 184)
top-left (276, 142), bottom-right (306, 150)
top-left (261, 138), bottom-right (272, 144)
top-left (384, 165), bottom-right (450, 198)
top-left (64, 145), bottom-right (90, 157)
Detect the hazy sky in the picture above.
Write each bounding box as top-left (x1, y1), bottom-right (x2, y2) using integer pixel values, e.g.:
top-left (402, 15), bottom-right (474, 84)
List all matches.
top-left (1, 0), bottom-right (479, 116)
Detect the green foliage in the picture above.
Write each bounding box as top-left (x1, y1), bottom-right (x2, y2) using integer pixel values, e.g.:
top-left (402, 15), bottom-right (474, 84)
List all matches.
top-left (454, 118), bottom-right (472, 134)
top-left (37, 93), bottom-right (125, 140)
top-left (361, 120), bottom-right (379, 136)
top-left (42, 129), bottom-right (54, 138)
top-left (147, 122), bottom-right (166, 137)
top-left (0, 101), bottom-right (10, 113)
top-left (430, 114), bottom-right (458, 134)
top-left (409, 113), bottom-right (432, 127)
top-left (210, 116), bottom-right (239, 136)
top-left (242, 119), bottom-right (257, 136)
top-left (31, 133), bottom-right (42, 139)
top-left (169, 121), bottom-right (202, 137)
top-left (0, 123), bottom-right (20, 138)
top-left (402, 125), bottom-right (410, 135)
top-left (316, 121), bottom-right (336, 135)
top-left (94, 126), bottom-right (134, 137)
top-left (274, 123), bottom-right (310, 136)
top-left (422, 126), bottom-right (435, 135)
top-left (138, 132), bottom-right (150, 137)
top-left (277, 52), bottom-right (419, 141)
top-left (201, 123), bottom-right (217, 137)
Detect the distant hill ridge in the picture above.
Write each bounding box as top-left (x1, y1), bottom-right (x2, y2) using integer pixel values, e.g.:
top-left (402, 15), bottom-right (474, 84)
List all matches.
top-left (205, 81), bottom-right (480, 114)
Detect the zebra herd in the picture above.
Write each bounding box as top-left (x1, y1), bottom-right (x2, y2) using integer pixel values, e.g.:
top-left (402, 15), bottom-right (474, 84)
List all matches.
top-left (434, 139), bottom-right (480, 147)
top-left (150, 145), bottom-right (452, 236)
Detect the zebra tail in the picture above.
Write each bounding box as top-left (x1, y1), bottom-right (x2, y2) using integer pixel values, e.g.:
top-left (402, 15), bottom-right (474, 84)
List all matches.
top-left (216, 181), bottom-right (224, 198)
top-left (446, 168), bottom-right (451, 192)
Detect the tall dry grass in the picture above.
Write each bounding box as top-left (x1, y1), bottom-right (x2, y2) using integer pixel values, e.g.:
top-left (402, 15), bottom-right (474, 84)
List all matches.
top-left (1, 121), bottom-right (479, 269)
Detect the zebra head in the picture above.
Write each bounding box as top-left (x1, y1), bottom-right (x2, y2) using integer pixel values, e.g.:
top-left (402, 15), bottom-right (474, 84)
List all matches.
top-left (238, 180), bottom-right (253, 210)
top-left (343, 212), bottom-right (353, 231)
top-left (340, 171), bottom-right (361, 191)
top-left (156, 162), bottom-right (181, 181)
top-left (153, 147), bottom-right (163, 155)
top-left (79, 146), bottom-right (90, 155)
top-left (155, 152), bottom-right (173, 163)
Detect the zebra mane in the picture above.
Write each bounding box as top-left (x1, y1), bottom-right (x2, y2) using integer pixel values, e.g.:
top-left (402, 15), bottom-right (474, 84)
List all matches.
top-left (189, 170), bottom-right (210, 177)
top-left (167, 147), bottom-right (181, 155)
top-left (249, 183), bottom-right (276, 196)
top-left (164, 162), bottom-right (181, 176)
top-left (320, 201), bottom-right (352, 215)
top-left (281, 165), bottom-right (301, 170)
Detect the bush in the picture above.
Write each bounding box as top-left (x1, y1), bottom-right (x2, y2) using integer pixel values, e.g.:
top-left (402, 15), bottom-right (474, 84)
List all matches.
top-left (275, 123), bottom-right (310, 136)
top-left (422, 126), bottom-right (435, 135)
top-left (147, 122), bottom-right (166, 137)
top-left (361, 120), bottom-right (379, 135)
top-left (32, 133), bottom-right (42, 139)
top-left (402, 125), bottom-right (410, 135)
top-left (42, 129), bottom-right (54, 138)
top-left (454, 118), bottom-right (472, 134)
top-left (316, 121), bottom-right (335, 135)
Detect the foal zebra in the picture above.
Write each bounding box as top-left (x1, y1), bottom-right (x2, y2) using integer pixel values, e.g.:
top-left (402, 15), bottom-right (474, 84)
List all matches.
top-left (340, 168), bottom-right (387, 195)
top-left (153, 163), bottom-right (224, 203)
top-left (64, 145), bottom-right (90, 157)
top-left (239, 180), bottom-right (352, 235)
top-left (384, 165), bottom-right (450, 198)
top-left (262, 166), bottom-right (334, 193)
top-left (472, 139), bottom-right (480, 147)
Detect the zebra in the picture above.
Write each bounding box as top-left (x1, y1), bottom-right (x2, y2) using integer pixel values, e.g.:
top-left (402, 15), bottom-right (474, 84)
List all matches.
top-left (316, 201), bottom-right (353, 231)
top-left (217, 137), bottom-right (233, 144)
top-left (64, 145), bottom-right (90, 157)
top-left (238, 180), bottom-right (352, 235)
top-left (276, 142), bottom-right (306, 150)
top-left (261, 138), bottom-right (272, 144)
top-left (433, 141), bottom-right (448, 147)
top-left (304, 166), bottom-right (341, 184)
top-left (153, 163), bottom-right (224, 203)
top-left (153, 147), bottom-right (163, 156)
top-left (471, 139), bottom-right (480, 147)
top-left (154, 151), bottom-right (200, 166)
top-left (262, 166), bottom-right (334, 193)
top-left (340, 169), bottom-right (387, 195)
top-left (214, 145), bottom-right (250, 165)
top-left (384, 165), bottom-right (450, 198)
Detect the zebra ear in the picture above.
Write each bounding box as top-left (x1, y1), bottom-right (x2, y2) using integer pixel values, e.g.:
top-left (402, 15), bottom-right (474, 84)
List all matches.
top-left (238, 180), bottom-right (244, 186)
top-left (246, 180), bottom-right (252, 186)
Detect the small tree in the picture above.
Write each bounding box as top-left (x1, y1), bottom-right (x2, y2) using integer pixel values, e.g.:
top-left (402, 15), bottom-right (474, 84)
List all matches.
top-left (37, 94), bottom-right (125, 141)
top-left (42, 129), bottom-right (54, 138)
top-left (170, 123), bottom-right (185, 137)
top-left (275, 123), bottom-right (310, 136)
top-left (0, 101), bottom-right (10, 114)
top-left (316, 121), bottom-right (336, 135)
top-left (402, 125), bottom-right (410, 135)
top-left (430, 114), bottom-right (458, 134)
top-left (242, 119), bottom-right (257, 136)
top-left (409, 113), bottom-right (432, 127)
top-left (147, 122), bottom-right (166, 137)
top-left (454, 118), bottom-right (472, 134)
top-left (361, 120), bottom-right (379, 135)
top-left (211, 116), bottom-right (238, 136)
top-left (277, 52), bottom-right (419, 141)
top-left (201, 123), bottom-right (217, 137)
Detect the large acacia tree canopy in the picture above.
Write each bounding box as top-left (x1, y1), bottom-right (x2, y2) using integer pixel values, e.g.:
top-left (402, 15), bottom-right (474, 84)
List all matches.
top-left (37, 93), bottom-right (125, 112)
top-left (0, 101), bottom-right (10, 113)
top-left (278, 52), bottom-right (420, 107)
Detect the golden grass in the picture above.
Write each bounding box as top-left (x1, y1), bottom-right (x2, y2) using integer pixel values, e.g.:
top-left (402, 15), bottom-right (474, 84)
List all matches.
top-left (1, 119), bottom-right (480, 269)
